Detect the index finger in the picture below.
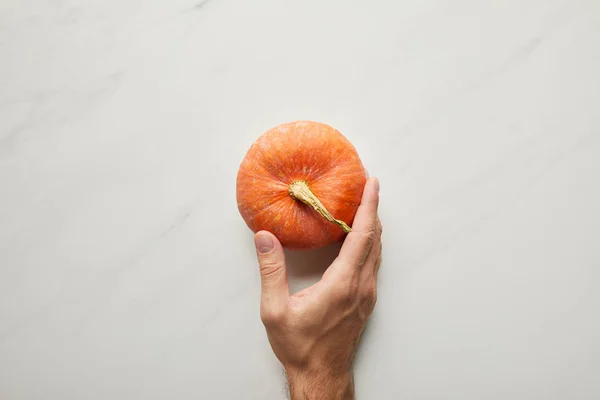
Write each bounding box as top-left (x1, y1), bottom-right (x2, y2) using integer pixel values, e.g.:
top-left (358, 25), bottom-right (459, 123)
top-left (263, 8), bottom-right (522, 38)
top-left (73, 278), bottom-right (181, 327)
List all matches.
top-left (336, 177), bottom-right (380, 270)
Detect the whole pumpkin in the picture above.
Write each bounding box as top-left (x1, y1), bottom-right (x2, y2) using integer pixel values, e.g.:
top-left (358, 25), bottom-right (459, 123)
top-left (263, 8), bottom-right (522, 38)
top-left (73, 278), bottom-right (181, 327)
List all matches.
top-left (236, 121), bottom-right (367, 249)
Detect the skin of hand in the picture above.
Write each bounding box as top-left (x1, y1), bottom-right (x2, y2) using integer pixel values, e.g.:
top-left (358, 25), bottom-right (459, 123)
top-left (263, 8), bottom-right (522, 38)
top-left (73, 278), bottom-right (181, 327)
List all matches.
top-left (253, 177), bottom-right (382, 400)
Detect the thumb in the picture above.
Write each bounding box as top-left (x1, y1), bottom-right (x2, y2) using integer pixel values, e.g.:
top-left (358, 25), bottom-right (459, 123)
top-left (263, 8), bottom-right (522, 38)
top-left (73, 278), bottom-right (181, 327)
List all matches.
top-left (254, 231), bottom-right (289, 320)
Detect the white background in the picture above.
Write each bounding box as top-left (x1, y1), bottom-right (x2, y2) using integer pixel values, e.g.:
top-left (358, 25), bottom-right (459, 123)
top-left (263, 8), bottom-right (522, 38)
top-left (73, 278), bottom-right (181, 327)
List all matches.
top-left (1, 0), bottom-right (599, 399)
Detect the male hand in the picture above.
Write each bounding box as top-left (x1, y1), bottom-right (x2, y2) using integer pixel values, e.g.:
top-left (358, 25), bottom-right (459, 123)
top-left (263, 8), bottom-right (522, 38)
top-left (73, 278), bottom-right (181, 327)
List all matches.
top-left (254, 177), bottom-right (382, 400)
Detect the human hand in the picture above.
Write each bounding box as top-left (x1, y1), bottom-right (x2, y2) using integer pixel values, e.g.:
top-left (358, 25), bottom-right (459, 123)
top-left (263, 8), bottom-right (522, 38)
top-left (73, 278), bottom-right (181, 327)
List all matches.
top-left (254, 177), bottom-right (382, 400)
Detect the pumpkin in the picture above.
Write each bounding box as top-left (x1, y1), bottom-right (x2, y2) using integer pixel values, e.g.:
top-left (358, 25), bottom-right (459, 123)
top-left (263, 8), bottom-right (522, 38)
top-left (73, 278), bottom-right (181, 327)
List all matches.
top-left (236, 121), bottom-right (367, 249)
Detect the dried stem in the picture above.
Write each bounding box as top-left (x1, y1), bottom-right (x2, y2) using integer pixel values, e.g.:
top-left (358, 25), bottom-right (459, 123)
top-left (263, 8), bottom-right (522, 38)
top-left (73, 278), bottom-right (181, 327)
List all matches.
top-left (288, 180), bottom-right (352, 233)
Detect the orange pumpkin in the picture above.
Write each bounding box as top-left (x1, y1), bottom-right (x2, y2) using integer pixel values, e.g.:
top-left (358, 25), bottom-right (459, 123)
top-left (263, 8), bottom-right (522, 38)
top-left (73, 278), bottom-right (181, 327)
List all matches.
top-left (236, 121), bottom-right (367, 249)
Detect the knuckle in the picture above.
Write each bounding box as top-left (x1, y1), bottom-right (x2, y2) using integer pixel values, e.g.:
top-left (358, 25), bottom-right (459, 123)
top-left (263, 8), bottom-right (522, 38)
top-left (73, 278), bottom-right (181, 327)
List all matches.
top-left (361, 283), bottom-right (377, 306)
top-left (260, 307), bottom-right (285, 327)
top-left (331, 282), bottom-right (349, 302)
top-left (331, 280), bottom-right (356, 306)
top-left (259, 259), bottom-right (283, 278)
top-left (361, 230), bottom-right (376, 249)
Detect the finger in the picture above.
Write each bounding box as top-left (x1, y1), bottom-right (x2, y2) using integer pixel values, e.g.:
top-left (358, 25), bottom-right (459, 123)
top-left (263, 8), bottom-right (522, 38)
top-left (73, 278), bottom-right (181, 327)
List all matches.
top-left (360, 217), bottom-right (382, 282)
top-left (351, 177), bottom-right (380, 233)
top-left (254, 231), bottom-right (289, 320)
top-left (336, 177), bottom-right (380, 271)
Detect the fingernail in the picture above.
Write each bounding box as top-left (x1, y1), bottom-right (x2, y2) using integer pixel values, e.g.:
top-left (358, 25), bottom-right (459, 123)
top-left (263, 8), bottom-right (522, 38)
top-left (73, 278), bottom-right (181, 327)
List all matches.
top-left (373, 177), bottom-right (380, 194)
top-left (255, 233), bottom-right (274, 254)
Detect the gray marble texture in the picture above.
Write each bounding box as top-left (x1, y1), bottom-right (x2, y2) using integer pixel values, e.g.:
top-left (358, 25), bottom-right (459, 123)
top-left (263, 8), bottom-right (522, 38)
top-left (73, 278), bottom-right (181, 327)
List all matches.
top-left (1, 0), bottom-right (600, 399)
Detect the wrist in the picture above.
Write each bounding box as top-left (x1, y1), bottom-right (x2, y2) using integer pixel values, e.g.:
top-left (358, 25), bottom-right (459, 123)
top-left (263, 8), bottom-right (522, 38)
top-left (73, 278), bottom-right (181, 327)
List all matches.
top-left (285, 365), bottom-right (354, 400)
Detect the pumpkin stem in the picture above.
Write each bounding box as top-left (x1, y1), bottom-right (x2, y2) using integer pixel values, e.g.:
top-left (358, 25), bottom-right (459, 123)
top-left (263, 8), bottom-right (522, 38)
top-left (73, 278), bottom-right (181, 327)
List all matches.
top-left (288, 180), bottom-right (352, 233)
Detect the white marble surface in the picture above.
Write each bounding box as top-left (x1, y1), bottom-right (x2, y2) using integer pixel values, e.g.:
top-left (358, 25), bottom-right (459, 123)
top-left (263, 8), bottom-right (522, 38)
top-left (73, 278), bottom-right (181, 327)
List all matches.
top-left (1, 0), bottom-right (600, 399)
